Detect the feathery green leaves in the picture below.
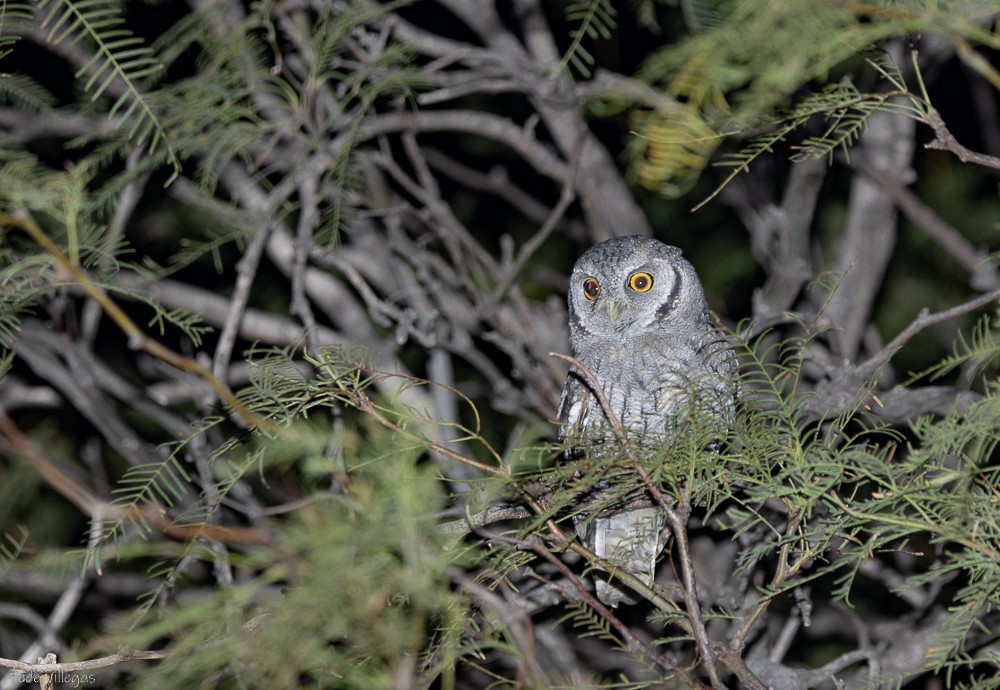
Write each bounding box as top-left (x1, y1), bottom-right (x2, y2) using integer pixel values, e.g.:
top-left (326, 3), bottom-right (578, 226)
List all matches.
top-left (36, 0), bottom-right (180, 180)
top-left (559, 0), bottom-right (617, 78)
top-left (621, 0), bottom-right (1000, 197)
top-left (0, 2), bottom-right (32, 61)
top-left (0, 525), bottom-right (28, 577)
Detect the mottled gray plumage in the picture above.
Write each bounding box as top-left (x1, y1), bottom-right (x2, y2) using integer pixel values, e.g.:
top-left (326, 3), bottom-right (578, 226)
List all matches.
top-left (558, 236), bottom-right (735, 607)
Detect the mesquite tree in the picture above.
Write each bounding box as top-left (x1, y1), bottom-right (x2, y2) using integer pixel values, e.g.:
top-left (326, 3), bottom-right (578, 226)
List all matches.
top-left (0, 1), bottom-right (998, 688)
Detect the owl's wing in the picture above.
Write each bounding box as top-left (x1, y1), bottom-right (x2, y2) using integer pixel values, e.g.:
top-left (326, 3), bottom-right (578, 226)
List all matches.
top-left (556, 370), bottom-right (584, 426)
top-left (556, 369), bottom-right (591, 442)
top-left (692, 330), bottom-right (739, 427)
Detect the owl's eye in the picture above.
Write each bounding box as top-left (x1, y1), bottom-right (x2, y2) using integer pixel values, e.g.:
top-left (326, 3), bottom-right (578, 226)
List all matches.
top-left (628, 272), bottom-right (654, 293)
top-left (582, 278), bottom-right (601, 300)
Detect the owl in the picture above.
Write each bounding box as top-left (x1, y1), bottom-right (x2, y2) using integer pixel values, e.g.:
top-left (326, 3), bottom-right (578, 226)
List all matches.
top-left (558, 236), bottom-right (736, 607)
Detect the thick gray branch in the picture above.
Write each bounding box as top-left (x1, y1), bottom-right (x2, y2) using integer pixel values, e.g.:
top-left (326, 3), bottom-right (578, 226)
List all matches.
top-left (824, 45), bottom-right (916, 359)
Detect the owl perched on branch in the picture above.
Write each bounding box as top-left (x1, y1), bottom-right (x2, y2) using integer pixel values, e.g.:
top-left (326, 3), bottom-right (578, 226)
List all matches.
top-left (558, 236), bottom-right (736, 607)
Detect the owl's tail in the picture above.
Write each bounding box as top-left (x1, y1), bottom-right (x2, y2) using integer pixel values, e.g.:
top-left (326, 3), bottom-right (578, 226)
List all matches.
top-left (584, 506), bottom-right (667, 607)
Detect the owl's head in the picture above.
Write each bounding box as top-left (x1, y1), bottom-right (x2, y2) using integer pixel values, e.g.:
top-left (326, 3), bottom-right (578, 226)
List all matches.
top-left (567, 236), bottom-right (709, 341)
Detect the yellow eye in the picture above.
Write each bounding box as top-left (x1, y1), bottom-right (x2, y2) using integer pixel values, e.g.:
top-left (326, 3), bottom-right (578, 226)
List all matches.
top-left (628, 272), bottom-right (654, 293)
top-left (583, 278), bottom-right (601, 300)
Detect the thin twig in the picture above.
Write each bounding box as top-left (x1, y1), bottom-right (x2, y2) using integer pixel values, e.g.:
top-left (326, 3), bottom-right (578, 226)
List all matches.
top-left (212, 217), bottom-right (275, 388)
top-left (491, 127), bottom-right (583, 302)
top-left (0, 407), bottom-right (273, 546)
top-left (289, 154), bottom-right (328, 353)
top-left (851, 157), bottom-right (999, 289)
top-left (924, 108), bottom-right (1000, 170)
top-left (731, 514), bottom-right (804, 653)
top-left (561, 535), bottom-right (684, 615)
top-left (439, 504), bottom-right (534, 540)
top-left (0, 213), bottom-right (280, 433)
top-left (494, 535), bottom-right (712, 689)
top-left (856, 289), bottom-right (1000, 378)
top-left (659, 496), bottom-right (720, 686)
top-left (352, 395), bottom-right (500, 476)
top-left (84, 146), bottom-right (149, 346)
top-left (548, 352), bottom-right (633, 459)
top-left (0, 650), bottom-right (168, 675)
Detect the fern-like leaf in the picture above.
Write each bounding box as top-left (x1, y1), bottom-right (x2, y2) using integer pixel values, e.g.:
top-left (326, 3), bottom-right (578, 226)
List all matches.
top-left (679, 0), bottom-right (722, 33)
top-left (146, 307), bottom-right (213, 348)
top-left (0, 525), bottom-right (28, 577)
top-left (36, 0), bottom-right (180, 180)
top-left (0, 73), bottom-right (57, 111)
top-left (559, 0), bottom-right (617, 79)
top-left (918, 310), bottom-right (1000, 383)
top-left (0, 2), bottom-right (33, 61)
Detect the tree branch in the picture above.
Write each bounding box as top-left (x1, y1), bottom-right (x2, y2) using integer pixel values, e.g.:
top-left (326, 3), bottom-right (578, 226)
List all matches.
top-left (924, 107), bottom-right (1000, 170)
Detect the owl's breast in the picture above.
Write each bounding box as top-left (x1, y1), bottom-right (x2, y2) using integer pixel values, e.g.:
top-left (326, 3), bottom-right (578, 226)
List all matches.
top-left (569, 346), bottom-right (676, 438)
top-left (566, 327), bottom-right (734, 441)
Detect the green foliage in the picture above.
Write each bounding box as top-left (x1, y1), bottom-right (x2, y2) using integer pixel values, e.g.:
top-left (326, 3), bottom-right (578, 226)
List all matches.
top-left (718, 322), bottom-right (1000, 684)
top-left (36, 0), bottom-right (180, 178)
top-left (0, 2), bottom-right (33, 62)
top-left (465, 310), bottom-right (1000, 685)
top-left (111, 457), bottom-right (191, 523)
top-left (0, 73), bottom-right (57, 111)
top-left (694, 61), bottom-right (926, 210)
top-left (673, 0), bottom-right (721, 33)
top-left (610, 0), bottom-right (1000, 197)
top-left (918, 310), bottom-right (1000, 384)
top-left (560, 0), bottom-right (618, 78)
top-left (0, 525), bottom-right (28, 578)
top-left (113, 419), bottom-right (485, 689)
top-left (0, 245), bottom-right (43, 346)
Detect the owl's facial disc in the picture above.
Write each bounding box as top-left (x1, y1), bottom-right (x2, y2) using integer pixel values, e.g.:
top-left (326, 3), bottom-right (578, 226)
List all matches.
top-left (575, 268), bottom-right (660, 332)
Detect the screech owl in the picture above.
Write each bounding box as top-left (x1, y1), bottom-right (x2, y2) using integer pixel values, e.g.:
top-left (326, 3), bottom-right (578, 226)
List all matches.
top-left (557, 235), bottom-right (736, 607)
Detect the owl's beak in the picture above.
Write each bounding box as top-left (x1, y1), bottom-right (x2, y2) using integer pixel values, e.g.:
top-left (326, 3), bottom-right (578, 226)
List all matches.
top-left (606, 299), bottom-right (627, 325)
